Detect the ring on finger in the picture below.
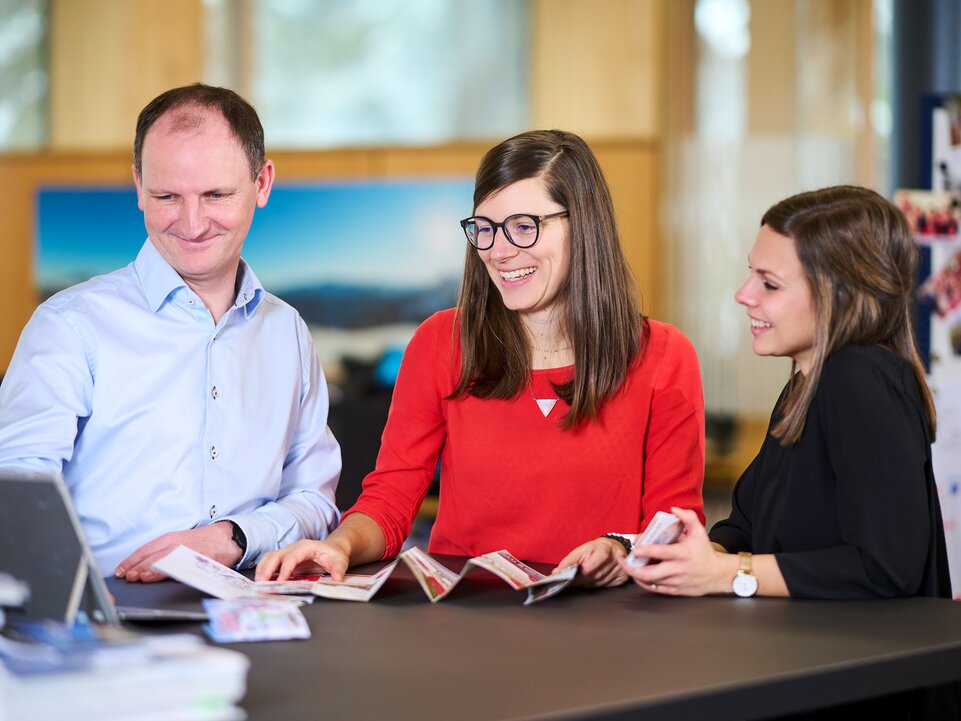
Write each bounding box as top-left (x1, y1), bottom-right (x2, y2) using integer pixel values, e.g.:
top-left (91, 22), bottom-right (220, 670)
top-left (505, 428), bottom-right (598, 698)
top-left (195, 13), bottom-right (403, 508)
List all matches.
top-left (650, 582), bottom-right (657, 591)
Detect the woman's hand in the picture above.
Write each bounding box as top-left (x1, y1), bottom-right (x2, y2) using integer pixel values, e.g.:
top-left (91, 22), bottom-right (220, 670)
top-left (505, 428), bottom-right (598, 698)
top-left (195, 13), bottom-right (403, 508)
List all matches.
top-left (554, 537), bottom-right (630, 588)
top-left (255, 538), bottom-right (350, 582)
top-left (620, 507), bottom-right (737, 596)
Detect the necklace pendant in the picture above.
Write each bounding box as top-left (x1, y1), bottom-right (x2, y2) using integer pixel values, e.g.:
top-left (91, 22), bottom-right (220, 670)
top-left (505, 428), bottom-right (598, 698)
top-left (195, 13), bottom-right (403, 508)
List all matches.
top-left (535, 398), bottom-right (558, 417)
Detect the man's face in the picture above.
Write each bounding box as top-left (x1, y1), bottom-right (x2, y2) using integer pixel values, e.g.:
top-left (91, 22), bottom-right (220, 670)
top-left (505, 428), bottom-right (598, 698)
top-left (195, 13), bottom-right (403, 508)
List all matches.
top-left (133, 107), bottom-right (273, 297)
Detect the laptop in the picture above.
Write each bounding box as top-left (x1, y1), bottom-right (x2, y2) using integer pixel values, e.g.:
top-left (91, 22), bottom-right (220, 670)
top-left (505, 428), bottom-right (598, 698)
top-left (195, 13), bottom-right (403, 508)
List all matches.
top-left (0, 471), bottom-right (206, 624)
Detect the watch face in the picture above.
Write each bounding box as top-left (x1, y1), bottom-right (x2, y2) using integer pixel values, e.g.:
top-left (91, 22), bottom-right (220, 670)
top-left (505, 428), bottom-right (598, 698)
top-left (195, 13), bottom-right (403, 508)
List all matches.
top-left (732, 572), bottom-right (758, 598)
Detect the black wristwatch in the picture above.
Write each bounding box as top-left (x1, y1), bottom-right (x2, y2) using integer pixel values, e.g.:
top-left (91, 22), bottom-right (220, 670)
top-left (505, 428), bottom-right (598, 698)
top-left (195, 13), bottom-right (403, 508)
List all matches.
top-left (226, 520), bottom-right (248, 555)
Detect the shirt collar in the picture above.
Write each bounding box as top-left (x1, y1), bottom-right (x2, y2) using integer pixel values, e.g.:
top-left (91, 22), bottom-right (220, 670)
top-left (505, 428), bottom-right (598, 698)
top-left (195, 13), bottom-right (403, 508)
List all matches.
top-left (134, 240), bottom-right (265, 316)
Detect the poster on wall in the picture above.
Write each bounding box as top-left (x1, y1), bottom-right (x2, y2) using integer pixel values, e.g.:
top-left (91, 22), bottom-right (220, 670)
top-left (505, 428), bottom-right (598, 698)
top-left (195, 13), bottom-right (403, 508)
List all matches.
top-left (37, 179), bottom-right (473, 385)
top-left (916, 95), bottom-right (961, 598)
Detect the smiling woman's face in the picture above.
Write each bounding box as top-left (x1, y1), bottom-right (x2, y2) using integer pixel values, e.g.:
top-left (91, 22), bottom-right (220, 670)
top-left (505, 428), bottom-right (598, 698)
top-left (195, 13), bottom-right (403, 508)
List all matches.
top-left (474, 176), bottom-right (570, 322)
top-left (734, 224), bottom-right (817, 374)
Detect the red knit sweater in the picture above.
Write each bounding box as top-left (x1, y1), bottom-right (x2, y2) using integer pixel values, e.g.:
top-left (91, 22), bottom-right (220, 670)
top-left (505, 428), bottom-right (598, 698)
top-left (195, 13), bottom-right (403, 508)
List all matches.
top-left (346, 309), bottom-right (705, 564)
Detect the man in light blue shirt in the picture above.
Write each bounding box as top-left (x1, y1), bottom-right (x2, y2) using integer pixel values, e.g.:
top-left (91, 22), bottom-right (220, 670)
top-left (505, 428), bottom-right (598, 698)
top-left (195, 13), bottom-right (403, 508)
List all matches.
top-left (0, 84), bottom-right (340, 580)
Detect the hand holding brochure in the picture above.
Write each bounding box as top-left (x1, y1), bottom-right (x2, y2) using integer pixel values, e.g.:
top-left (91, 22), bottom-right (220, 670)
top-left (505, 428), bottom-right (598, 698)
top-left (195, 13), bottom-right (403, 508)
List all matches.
top-left (625, 511), bottom-right (684, 567)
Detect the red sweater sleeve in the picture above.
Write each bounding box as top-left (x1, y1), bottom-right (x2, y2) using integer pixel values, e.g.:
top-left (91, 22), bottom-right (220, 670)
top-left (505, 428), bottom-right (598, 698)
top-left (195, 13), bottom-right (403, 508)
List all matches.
top-left (640, 323), bottom-right (705, 527)
top-left (344, 312), bottom-right (452, 558)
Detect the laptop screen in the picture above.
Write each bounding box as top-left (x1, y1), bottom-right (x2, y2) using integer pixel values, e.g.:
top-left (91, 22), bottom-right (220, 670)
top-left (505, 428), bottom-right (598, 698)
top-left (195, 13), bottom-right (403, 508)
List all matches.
top-left (0, 472), bottom-right (119, 625)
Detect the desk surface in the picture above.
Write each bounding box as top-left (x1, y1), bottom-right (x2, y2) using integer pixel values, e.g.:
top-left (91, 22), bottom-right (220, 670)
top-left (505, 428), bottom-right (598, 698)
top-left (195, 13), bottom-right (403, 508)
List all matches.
top-left (108, 559), bottom-right (961, 721)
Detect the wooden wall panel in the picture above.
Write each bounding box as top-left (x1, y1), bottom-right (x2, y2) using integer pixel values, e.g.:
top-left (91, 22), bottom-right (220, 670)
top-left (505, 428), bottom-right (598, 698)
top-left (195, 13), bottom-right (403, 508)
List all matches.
top-left (531, 0), bottom-right (664, 139)
top-left (48, 0), bottom-right (203, 150)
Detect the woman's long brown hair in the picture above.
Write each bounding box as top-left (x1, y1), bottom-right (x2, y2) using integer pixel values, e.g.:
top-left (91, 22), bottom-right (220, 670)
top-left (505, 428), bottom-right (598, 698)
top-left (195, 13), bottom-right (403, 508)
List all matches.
top-left (762, 185), bottom-right (936, 444)
top-left (450, 130), bottom-right (645, 429)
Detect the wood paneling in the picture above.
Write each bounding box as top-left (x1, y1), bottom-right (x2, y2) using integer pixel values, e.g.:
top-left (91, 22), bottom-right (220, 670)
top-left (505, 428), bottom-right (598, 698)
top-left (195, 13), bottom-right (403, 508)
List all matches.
top-left (531, 0), bottom-right (664, 139)
top-left (48, 0), bottom-right (203, 150)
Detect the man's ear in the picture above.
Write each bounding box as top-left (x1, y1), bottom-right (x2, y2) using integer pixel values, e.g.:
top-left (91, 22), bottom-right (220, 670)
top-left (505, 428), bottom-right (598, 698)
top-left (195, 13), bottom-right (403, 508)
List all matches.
top-left (255, 160), bottom-right (275, 208)
top-left (132, 165), bottom-right (145, 211)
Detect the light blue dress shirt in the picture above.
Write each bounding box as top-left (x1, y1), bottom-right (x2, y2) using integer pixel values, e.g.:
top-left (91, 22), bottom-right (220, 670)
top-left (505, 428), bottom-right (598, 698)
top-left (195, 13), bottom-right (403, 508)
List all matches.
top-left (0, 240), bottom-right (341, 573)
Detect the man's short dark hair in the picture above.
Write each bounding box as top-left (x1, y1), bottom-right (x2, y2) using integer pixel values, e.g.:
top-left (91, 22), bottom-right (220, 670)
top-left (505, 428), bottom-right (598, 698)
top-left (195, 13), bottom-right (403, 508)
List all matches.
top-left (133, 83), bottom-right (265, 180)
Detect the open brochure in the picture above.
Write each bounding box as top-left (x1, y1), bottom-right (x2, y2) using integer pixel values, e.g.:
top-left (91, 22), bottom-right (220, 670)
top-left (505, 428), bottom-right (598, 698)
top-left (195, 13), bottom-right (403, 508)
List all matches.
top-left (151, 545), bottom-right (396, 602)
top-left (399, 547), bottom-right (578, 606)
top-left (152, 545), bottom-right (577, 606)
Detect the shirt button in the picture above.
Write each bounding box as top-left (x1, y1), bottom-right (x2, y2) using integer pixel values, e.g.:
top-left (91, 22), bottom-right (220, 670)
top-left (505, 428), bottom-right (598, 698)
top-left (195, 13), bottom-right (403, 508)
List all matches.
top-left (188, 299), bottom-right (195, 305)
top-left (209, 505), bottom-right (217, 518)
top-left (211, 386), bottom-right (220, 399)
top-left (210, 446), bottom-right (219, 460)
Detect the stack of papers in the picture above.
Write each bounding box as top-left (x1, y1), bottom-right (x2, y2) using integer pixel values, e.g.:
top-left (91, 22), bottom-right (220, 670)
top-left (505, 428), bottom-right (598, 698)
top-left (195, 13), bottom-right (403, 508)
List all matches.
top-left (0, 621), bottom-right (248, 721)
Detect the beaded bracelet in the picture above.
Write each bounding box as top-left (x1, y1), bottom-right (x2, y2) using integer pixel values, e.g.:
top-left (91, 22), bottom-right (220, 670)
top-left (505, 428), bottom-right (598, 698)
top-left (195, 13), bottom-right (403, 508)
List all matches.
top-left (603, 533), bottom-right (633, 555)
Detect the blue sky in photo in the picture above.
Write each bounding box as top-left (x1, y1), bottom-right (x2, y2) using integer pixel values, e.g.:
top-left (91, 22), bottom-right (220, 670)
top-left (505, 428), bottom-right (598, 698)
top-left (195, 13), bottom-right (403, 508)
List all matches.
top-left (37, 179), bottom-right (474, 293)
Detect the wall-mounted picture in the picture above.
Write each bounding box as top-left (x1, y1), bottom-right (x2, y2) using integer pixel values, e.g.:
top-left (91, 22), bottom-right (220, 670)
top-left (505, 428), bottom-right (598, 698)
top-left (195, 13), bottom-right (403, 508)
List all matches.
top-left (37, 179), bottom-right (473, 380)
top-left (893, 188), bottom-right (961, 241)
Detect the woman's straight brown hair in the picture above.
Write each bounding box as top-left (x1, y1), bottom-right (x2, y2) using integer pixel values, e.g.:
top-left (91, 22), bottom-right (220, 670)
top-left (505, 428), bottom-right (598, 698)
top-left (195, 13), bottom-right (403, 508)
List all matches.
top-left (450, 130), bottom-right (645, 429)
top-left (761, 185), bottom-right (937, 444)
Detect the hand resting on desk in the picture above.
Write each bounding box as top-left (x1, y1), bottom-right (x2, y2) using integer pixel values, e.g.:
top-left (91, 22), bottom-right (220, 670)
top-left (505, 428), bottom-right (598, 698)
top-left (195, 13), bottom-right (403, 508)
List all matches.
top-left (115, 522), bottom-right (243, 583)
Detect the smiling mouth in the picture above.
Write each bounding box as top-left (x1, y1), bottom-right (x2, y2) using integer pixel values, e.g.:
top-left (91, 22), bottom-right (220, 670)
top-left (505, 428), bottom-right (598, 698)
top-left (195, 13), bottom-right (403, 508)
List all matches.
top-left (750, 318), bottom-right (773, 329)
top-left (499, 267), bottom-right (536, 281)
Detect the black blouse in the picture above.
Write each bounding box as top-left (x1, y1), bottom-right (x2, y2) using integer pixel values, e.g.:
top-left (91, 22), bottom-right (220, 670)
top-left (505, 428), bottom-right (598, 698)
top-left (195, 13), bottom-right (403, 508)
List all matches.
top-left (709, 345), bottom-right (951, 600)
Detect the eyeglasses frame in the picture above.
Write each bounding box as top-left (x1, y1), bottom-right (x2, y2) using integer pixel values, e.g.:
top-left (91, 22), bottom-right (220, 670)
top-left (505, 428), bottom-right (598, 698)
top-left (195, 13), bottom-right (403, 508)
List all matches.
top-left (459, 210), bottom-right (569, 250)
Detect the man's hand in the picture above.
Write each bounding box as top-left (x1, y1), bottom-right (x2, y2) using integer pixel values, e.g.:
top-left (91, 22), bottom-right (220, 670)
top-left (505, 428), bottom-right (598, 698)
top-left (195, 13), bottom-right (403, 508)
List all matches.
top-left (553, 537), bottom-right (629, 588)
top-left (114, 522), bottom-right (243, 583)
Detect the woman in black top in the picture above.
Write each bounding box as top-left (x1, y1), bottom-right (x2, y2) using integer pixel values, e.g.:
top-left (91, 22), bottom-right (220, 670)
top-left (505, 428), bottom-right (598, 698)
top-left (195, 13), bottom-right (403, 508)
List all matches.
top-left (623, 185), bottom-right (950, 601)
top-left (623, 185), bottom-right (958, 717)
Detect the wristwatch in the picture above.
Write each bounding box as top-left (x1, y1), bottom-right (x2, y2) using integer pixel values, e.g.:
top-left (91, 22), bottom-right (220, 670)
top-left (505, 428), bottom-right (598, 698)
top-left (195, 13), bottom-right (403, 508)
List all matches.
top-left (225, 520), bottom-right (248, 556)
top-left (732, 552), bottom-right (758, 597)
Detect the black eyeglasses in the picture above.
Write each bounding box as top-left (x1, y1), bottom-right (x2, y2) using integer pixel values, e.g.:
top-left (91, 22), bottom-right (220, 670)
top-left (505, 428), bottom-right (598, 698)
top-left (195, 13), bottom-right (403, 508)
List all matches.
top-left (459, 211), bottom-right (569, 250)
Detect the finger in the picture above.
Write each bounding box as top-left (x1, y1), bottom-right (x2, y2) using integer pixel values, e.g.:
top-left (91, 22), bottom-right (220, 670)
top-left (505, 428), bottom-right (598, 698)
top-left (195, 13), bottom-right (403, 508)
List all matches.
top-left (552, 548), bottom-right (583, 574)
top-left (327, 554), bottom-right (349, 582)
top-left (277, 551), bottom-right (307, 582)
top-left (125, 549), bottom-right (171, 582)
top-left (115, 542), bottom-right (156, 578)
top-left (577, 548), bottom-right (606, 576)
top-left (137, 569), bottom-right (169, 584)
top-left (619, 557), bottom-right (672, 584)
top-left (671, 507), bottom-right (706, 535)
top-left (595, 565), bottom-right (626, 588)
top-left (630, 542), bottom-right (683, 562)
top-left (116, 533), bottom-right (179, 578)
top-left (256, 551), bottom-right (282, 581)
top-left (640, 560), bottom-right (687, 585)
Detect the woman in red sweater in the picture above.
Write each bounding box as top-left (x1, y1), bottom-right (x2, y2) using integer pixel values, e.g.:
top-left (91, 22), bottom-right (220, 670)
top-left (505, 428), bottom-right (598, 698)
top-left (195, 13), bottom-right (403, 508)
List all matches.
top-left (258, 130), bottom-right (705, 587)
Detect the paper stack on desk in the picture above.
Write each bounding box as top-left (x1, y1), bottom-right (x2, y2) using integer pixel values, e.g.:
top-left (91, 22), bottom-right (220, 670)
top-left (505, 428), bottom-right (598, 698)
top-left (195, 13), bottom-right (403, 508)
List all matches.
top-left (0, 621), bottom-right (248, 721)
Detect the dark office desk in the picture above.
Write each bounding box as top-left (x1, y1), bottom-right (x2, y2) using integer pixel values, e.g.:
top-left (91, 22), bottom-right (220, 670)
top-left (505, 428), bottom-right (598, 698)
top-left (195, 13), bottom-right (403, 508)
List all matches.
top-left (109, 560), bottom-right (961, 721)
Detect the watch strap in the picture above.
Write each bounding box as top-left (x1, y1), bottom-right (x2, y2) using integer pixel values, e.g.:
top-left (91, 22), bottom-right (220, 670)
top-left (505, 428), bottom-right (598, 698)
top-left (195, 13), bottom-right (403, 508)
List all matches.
top-left (227, 520), bottom-right (248, 554)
